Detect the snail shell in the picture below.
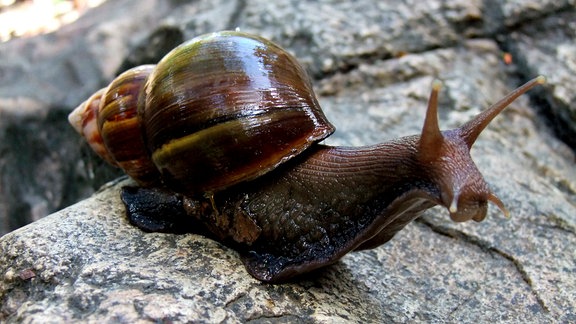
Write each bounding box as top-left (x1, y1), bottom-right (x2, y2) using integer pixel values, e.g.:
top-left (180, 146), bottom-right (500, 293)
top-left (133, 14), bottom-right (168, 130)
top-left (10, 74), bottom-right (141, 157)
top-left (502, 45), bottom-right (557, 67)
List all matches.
top-left (70, 31), bottom-right (335, 196)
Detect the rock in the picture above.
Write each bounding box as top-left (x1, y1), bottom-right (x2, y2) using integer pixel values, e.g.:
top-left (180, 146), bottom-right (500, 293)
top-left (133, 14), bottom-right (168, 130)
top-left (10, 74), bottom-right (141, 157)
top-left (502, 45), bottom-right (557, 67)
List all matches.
top-left (508, 8), bottom-right (576, 148)
top-left (1, 0), bottom-right (575, 321)
top-left (0, 0), bottom-right (574, 237)
top-left (2, 36), bottom-right (576, 321)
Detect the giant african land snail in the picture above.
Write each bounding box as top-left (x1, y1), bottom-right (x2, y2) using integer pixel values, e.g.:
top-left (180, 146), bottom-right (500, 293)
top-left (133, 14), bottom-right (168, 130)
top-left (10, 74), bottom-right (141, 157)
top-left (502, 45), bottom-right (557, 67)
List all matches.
top-left (69, 31), bottom-right (545, 282)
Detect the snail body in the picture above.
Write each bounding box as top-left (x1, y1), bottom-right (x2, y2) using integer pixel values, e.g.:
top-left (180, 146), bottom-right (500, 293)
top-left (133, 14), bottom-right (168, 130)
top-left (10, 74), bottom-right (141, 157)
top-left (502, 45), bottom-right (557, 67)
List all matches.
top-left (69, 31), bottom-right (544, 283)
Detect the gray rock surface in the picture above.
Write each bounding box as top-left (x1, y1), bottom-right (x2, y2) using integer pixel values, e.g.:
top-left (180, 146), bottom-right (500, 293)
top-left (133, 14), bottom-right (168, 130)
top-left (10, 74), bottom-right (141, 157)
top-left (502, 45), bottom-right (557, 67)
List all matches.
top-left (1, 0), bottom-right (575, 322)
top-left (509, 8), bottom-right (576, 148)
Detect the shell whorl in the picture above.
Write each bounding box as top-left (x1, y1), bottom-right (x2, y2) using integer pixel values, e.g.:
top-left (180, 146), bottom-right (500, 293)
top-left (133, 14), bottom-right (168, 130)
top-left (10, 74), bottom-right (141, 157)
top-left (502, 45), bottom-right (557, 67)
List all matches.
top-left (98, 65), bottom-right (161, 186)
top-left (69, 31), bottom-right (335, 195)
top-left (139, 31), bottom-right (335, 195)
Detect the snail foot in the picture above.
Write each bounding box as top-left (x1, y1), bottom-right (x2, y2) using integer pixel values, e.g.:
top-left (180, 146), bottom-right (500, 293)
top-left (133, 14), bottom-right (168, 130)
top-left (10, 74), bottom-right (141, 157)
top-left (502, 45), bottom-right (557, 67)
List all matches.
top-left (120, 186), bottom-right (197, 234)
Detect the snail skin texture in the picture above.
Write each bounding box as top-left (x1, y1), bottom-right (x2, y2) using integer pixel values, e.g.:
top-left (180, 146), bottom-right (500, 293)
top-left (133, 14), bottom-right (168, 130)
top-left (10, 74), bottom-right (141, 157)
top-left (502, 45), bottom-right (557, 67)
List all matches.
top-left (69, 30), bottom-right (545, 283)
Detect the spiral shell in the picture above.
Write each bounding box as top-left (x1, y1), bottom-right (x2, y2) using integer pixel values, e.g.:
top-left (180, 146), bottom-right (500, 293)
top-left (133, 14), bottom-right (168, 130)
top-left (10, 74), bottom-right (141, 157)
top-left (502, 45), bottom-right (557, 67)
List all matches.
top-left (70, 31), bottom-right (335, 195)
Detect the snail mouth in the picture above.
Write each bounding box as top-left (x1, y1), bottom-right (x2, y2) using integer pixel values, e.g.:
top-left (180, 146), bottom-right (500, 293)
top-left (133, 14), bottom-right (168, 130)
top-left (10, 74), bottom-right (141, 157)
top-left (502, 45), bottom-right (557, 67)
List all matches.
top-left (440, 189), bottom-right (484, 222)
top-left (448, 203), bottom-right (487, 222)
top-left (444, 191), bottom-right (509, 222)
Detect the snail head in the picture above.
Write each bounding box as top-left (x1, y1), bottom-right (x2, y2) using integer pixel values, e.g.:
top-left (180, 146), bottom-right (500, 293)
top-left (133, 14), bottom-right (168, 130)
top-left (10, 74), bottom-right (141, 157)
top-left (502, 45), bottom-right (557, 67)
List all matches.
top-left (418, 76), bottom-right (545, 222)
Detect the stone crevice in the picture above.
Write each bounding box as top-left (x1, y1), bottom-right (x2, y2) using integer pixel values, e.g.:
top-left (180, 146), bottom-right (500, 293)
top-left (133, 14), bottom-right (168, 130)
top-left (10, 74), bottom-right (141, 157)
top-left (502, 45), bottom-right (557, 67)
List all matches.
top-left (446, 284), bottom-right (482, 317)
top-left (416, 217), bottom-right (549, 312)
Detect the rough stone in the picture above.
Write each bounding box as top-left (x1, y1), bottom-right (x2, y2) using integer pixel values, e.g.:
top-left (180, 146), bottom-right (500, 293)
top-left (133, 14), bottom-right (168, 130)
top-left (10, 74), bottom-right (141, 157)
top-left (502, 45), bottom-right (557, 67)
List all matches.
top-left (0, 0), bottom-right (575, 321)
top-left (508, 8), bottom-right (576, 148)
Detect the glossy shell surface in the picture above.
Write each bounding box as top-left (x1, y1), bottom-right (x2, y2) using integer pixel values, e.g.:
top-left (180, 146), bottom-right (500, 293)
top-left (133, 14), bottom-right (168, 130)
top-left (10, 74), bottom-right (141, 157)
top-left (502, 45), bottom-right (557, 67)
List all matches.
top-left (98, 65), bottom-right (161, 186)
top-left (140, 31), bottom-right (335, 194)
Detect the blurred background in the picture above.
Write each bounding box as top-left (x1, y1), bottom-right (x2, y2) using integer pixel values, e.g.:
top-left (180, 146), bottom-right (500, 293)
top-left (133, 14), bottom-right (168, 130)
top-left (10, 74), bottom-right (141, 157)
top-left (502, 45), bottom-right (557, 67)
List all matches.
top-left (0, 0), bottom-right (106, 42)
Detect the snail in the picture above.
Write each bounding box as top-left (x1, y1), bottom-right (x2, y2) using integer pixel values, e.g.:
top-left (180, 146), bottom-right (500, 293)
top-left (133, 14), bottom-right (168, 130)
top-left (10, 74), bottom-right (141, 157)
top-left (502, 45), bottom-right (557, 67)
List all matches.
top-left (69, 30), bottom-right (545, 283)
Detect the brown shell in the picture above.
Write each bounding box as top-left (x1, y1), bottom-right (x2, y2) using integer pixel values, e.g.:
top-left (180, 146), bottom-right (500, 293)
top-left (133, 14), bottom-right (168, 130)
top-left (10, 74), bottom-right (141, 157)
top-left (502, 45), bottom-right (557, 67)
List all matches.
top-left (139, 31), bottom-right (335, 195)
top-left (68, 88), bottom-right (115, 165)
top-left (97, 65), bottom-right (162, 186)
